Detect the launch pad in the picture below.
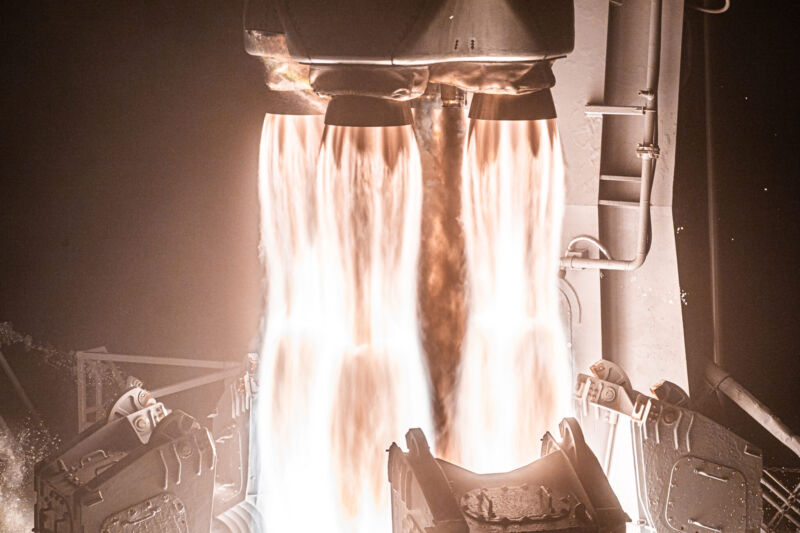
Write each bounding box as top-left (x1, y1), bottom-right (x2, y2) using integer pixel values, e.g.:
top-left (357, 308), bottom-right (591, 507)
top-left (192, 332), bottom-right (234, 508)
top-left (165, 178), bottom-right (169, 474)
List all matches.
top-left (0, 1), bottom-right (795, 532)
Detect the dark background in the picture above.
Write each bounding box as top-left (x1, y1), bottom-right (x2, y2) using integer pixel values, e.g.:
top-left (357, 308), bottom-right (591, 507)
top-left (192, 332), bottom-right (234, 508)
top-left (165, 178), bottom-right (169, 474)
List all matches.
top-left (0, 1), bottom-right (264, 439)
top-left (0, 1), bottom-right (798, 465)
top-left (676, 1), bottom-right (800, 467)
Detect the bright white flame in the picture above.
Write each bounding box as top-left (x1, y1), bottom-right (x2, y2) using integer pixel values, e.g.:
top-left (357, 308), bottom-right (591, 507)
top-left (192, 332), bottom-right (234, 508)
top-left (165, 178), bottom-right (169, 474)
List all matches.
top-left (256, 114), bottom-right (432, 532)
top-left (452, 119), bottom-right (572, 473)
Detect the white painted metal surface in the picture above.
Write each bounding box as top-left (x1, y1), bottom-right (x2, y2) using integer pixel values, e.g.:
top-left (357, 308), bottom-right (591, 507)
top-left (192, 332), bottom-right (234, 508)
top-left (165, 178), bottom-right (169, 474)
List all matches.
top-left (553, 1), bottom-right (688, 527)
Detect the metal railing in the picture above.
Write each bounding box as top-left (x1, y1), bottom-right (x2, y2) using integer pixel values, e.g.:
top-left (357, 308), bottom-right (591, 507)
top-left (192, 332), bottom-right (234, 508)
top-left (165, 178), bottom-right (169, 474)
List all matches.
top-left (76, 348), bottom-right (243, 432)
top-left (761, 468), bottom-right (800, 531)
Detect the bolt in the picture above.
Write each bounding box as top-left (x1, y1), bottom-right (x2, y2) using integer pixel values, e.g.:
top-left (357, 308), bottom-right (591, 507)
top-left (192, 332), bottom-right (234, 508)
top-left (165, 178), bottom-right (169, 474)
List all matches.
top-left (134, 417), bottom-right (148, 430)
top-left (663, 409), bottom-right (677, 424)
top-left (601, 387), bottom-right (616, 402)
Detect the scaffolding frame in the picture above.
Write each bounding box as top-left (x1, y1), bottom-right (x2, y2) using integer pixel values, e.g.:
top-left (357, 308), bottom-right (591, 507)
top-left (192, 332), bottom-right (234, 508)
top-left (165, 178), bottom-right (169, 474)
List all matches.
top-left (76, 348), bottom-right (242, 432)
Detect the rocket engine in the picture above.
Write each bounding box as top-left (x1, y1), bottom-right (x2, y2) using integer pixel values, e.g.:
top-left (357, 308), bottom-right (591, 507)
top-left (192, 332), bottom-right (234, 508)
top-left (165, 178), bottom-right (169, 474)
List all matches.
top-left (27, 2), bottom-right (800, 533)
top-left (243, 0), bottom-right (574, 123)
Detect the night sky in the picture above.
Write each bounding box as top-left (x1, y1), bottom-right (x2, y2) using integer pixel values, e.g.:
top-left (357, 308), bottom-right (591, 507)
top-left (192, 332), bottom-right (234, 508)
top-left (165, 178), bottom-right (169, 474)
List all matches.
top-left (0, 1), bottom-right (264, 358)
top-left (1, 0), bottom-right (798, 465)
top-left (676, 0), bottom-right (800, 466)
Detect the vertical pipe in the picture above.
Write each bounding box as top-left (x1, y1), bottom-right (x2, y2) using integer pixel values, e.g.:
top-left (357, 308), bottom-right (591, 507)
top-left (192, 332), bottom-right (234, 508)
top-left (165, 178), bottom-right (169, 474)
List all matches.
top-left (633, 0), bottom-right (662, 268)
top-left (603, 412), bottom-right (619, 473)
top-left (77, 353), bottom-right (86, 431)
top-left (703, 13), bottom-right (723, 366)
top-left (560, 0), bottom-right (662, 271)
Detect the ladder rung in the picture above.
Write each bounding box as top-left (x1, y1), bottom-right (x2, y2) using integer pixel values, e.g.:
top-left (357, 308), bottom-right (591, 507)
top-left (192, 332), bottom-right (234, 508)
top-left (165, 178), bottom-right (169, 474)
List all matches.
top-left (599, 199), bottom-right (640, 209)
top-left (585, 105), bottom-right (646, 116)
top-left (600, 174), bottom-right (641, 183)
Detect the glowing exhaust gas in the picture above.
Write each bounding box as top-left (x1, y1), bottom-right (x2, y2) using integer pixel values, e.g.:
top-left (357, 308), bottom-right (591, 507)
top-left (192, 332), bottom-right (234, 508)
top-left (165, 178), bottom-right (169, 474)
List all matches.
top-left (256, 114), bottom-right (433, 532)
top-left (451, 118), bottom-right (571, 473)
top-left (246, 0), bottom-right (577, 525)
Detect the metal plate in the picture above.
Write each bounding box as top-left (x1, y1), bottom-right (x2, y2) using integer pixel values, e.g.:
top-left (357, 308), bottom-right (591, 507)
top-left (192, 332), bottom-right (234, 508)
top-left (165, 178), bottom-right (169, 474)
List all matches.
top-left (101, 493), bottom-right (189, 533)
top-left (460, 485), bottom-right (570, 524)
top-left (666, 457), bottom-right (747, 533)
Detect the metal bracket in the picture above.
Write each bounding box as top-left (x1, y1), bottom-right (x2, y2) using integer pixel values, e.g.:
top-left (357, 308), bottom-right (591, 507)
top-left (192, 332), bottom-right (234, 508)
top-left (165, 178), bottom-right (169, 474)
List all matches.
top-left (636, 143), bottom-right (660, 160)
top-left (76, 349), bottom-right (248, 432)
